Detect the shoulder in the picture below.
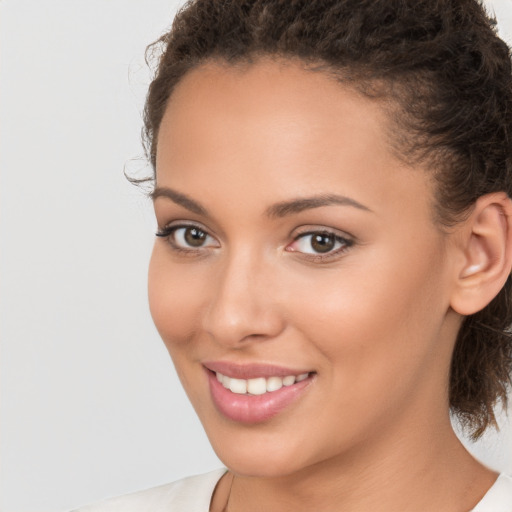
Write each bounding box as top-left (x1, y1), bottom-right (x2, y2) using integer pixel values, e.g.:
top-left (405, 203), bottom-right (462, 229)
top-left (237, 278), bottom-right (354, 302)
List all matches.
top-left (73, 468), bottom-right (227, 512)
top-left (471, 473), bottom-right (512, 512)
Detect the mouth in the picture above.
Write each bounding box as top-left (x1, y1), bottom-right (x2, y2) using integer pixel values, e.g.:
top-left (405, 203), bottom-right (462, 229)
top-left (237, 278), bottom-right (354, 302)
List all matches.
top-left (213, 370), bottom-right (310, 395)
top-left (203, 363), bottom-right (316, 423)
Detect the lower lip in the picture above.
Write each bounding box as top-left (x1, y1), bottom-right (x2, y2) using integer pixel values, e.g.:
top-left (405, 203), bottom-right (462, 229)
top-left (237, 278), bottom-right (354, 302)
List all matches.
top-left (207, 370), bottom-right (314, 424)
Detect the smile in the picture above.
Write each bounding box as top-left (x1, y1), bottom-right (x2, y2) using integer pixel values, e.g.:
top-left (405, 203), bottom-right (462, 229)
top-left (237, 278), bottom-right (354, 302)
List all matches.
top-left (215, 371), bottom-right (310, 395)
top-left (205, 365), bottom-right (315, 423)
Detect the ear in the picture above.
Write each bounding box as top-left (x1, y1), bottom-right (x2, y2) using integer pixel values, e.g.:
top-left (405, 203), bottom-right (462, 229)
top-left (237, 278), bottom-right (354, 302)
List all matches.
top-left (450, 192), bottom-right (512, 316)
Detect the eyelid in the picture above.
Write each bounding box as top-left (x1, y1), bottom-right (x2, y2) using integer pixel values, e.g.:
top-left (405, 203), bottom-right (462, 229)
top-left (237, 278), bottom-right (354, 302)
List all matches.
top-left (286, 226), bottom-right (355, 261)
top-left (156, 219), bottom-right (207, 236)
top-left (291, 224), bottom-right (355, 241)
top-left (155, 221), bottom-right (220, 251)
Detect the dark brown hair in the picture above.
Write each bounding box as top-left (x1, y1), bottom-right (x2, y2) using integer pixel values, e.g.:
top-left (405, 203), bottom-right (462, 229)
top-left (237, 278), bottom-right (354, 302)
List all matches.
top-left (143, 0), bottom-right (512, 438)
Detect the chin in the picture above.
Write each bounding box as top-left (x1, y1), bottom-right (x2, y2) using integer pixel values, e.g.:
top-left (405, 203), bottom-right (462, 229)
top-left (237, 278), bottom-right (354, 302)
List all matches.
top-left (205, 424), bottom-right (317, 478)
top-left (218, 451), bottom-right (304, 478)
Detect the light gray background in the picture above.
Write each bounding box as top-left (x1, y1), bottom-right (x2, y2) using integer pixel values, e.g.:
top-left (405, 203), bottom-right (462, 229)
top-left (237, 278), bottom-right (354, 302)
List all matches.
top-left (1, 1), bottom-right (511, 511)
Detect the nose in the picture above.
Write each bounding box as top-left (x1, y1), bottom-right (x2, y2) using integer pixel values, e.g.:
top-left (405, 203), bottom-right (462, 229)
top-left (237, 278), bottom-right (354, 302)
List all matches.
top-left (201, 250), bottom-right (285, 347)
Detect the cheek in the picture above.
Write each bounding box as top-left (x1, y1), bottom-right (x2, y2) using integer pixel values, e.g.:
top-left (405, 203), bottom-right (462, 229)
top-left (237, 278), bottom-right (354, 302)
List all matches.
top-left (148, 245), bottom-right (216, 409)
top-left (148, 244), bottom-right (207, 353)
top-left (287, 242), bottom-right (450, 400)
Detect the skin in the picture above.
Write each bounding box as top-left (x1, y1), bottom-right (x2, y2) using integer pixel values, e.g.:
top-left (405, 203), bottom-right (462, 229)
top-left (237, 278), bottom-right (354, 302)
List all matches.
top-left (148, 59), bottom-right (501, 511)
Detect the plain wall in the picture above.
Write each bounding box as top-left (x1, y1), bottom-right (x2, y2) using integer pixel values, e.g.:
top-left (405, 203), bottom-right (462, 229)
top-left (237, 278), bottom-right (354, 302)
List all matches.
top-left (1, 1), bottom-right (511, 510)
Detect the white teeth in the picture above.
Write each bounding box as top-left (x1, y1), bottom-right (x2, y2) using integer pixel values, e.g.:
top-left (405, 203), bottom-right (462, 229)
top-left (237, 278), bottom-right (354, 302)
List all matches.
top-left (283, 375), bottom-right (296, 386)
top-left (247, 377), bottom-right (267, 395)
top-left (229, 378), bottom-right (247, 394)
top-left (221, 375), bottom-right (231, 389)
top-left (215, 371), bottom-right (310, 395)
top-left (266, 376), bottom-right (283, 392)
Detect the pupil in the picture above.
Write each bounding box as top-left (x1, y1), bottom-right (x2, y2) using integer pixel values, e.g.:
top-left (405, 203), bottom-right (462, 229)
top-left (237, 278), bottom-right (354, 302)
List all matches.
top-left (185, 227), bottom-right (206, 247)
top-left (311, 233), bottom-right (335, 253)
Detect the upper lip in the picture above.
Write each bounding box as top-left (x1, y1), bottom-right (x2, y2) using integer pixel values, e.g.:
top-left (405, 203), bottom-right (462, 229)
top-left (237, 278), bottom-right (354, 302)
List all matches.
top-left (203, 361), bottom-right (313, 379)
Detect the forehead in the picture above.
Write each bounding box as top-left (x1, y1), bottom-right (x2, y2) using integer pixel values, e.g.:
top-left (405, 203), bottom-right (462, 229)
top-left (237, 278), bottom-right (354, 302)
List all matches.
top-left (158, 58), bottom-right (391, 166)
top-left (155, 58), bottom-right (435, 223)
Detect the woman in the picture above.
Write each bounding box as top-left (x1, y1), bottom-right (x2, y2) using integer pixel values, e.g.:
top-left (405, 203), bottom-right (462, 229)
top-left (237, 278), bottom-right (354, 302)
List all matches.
top-left (79, 0), bottom-right (512, 510)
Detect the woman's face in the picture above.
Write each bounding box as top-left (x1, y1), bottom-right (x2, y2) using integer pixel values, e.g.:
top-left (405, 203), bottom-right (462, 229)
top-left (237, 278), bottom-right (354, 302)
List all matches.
top-left (148, 59), bottom-right (462, 477)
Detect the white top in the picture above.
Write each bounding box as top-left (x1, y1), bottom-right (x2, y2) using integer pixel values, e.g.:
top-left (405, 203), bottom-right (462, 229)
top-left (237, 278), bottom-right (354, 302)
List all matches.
top-left (74, 469), bottom-right (226, 512)
top-left (74, 470), bottom-right (512, 511)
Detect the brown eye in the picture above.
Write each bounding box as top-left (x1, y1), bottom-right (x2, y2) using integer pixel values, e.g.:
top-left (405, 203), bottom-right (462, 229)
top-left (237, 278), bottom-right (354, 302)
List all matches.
top-left (310, 233), bottom-right (335, 253)
top-left (184, 227), bottom-right (207, 247)
top-left (156, 225), bottom-right (219, 251)
top-left (286, 230), bottom-right (352, 258)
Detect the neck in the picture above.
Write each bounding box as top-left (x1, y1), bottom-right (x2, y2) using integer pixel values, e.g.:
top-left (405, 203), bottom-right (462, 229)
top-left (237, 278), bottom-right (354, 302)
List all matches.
top-left (223, 414), bottom-right (496, 512)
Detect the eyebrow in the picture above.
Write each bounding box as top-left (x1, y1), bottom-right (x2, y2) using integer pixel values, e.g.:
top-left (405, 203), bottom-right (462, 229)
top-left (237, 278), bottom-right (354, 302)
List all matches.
top-left (265, 194), bottom-right (372, 218)
top-left (151, 187), bottom-right (371, 218)
top-left (151, 187), bottom-right (208, 216)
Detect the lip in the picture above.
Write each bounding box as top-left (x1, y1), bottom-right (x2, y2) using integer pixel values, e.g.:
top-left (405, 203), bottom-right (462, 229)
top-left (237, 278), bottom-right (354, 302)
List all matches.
top-left (203, 361), bottom-right (312, 379)
top-left (204, 364), bottom-right (315, 424)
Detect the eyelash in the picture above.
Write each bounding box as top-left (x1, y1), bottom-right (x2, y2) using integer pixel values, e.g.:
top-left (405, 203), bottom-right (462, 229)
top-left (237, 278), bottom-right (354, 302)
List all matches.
top-left (155, 223), bottom-right (354, 261)
top-left (155, 223), bottom-right (218, 255)
top-left (286, 230), bottom-right (354, 261)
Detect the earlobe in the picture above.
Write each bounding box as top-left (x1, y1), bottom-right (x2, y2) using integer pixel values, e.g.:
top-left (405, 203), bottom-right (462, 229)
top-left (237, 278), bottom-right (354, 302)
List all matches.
top-left (450, 192), bottom-right (512, 316)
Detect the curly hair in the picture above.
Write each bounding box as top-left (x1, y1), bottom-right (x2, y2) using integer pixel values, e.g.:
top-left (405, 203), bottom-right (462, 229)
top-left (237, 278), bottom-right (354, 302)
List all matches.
top-left (142, 0), bottom-right (512, 439)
